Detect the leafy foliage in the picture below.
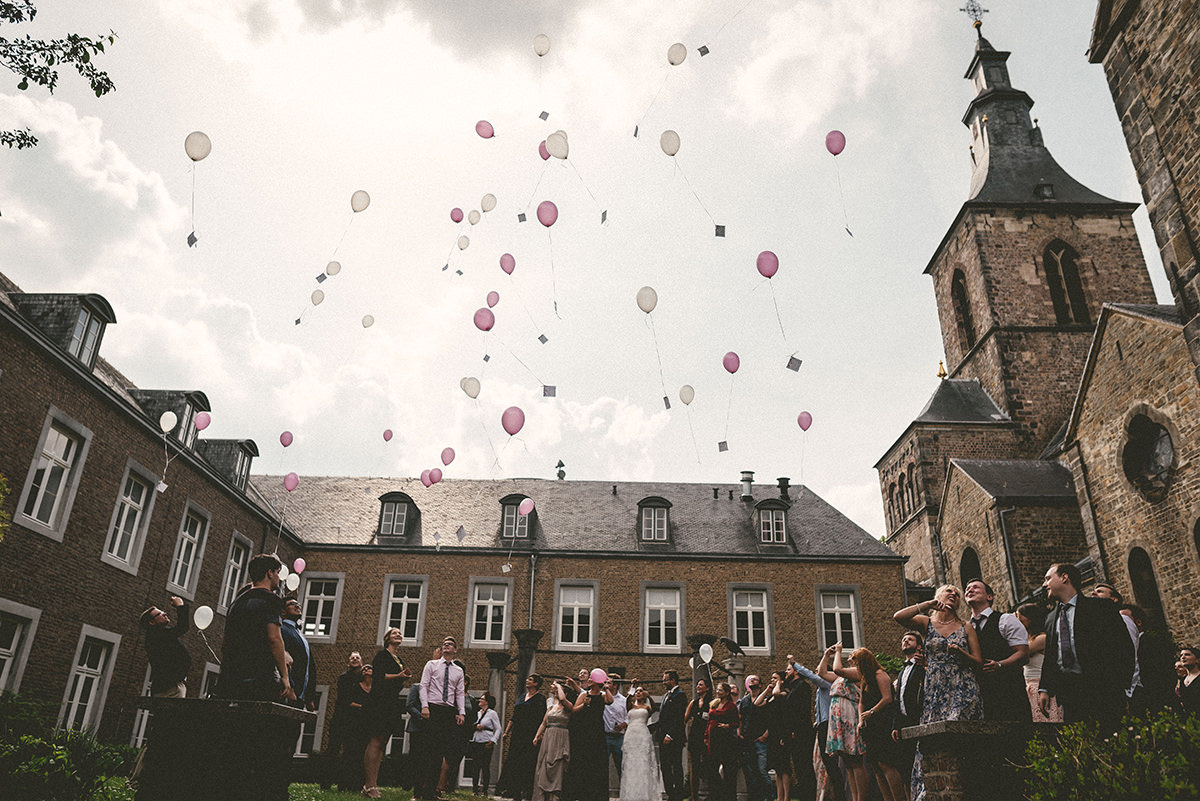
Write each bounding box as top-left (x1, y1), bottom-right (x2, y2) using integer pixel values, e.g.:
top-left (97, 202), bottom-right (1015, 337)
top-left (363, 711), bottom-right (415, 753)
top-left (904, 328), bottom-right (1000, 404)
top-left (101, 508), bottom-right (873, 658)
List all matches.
top-left (0, 0), bottom-right (117, 149)
top-left (0, 691), bottom-right (57, 742)
top-left (0, 730), bottom-right (125, 801)
top-left (1022, 709), bottom-right (1200, 801)
top-left (875, 651), bottom-right (905, 675)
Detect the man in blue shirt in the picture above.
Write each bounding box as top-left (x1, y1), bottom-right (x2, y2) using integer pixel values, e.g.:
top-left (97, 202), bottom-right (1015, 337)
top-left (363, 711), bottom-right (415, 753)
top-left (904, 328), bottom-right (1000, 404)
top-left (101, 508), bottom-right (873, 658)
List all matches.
top-left (281, 597), bottom-right (316, 708)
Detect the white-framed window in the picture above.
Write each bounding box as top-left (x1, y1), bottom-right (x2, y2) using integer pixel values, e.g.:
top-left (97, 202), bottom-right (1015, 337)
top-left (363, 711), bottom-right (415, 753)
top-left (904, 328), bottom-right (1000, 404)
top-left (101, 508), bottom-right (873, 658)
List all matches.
top-left (233, 448), bottom-right (251, 490)
top-left (67, 307), bottom-right (102, 367)
top-left (295, 686), bottom-right (328, 756)
top-left (643, 585), bottom-right (683, 653)
top-left (131, 666), bottom-right (153, 747)
top-left (15, 409), bottom-right (93, 541)
top-left (467, 579), bottom-right (512, 648)
top-left (817, 588), bottom-right (862, 652)
top-left (379, 499), bottom-right (408, 536)
top-left (60, 625), bottom-right (121, 732)
top-left (729, 585), bottom-right (772, 655)
top-left (218, 533), bottom-right (253, 613)
top-left (642, 507), bottom-right (668, 541)
top-left (301, 573), bottom-right (344, 642)
top-left (502, 504), bottom-right (529, 538)
top-left (201, 662), bottom-right (221, 699)
top-left (379, 575), bottom-right (427, 646)
top-left (554, 581), bottom-right (596, 651)
top-left (101, 460), bottom-right (158, 574)
top-left (0, 598), bottom-right (41, 694)
top-left (178, 402), bottom-right (198, 449)
top-left (167, 504), bottom-right (209, 598)
top-left (760, 509), bottom-right (786, 543)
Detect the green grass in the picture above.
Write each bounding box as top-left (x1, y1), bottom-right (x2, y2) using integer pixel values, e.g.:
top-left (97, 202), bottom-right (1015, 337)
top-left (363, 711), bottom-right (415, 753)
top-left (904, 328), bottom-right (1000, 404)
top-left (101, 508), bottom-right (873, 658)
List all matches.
top-left (103, 778), bottom-right (490, 801)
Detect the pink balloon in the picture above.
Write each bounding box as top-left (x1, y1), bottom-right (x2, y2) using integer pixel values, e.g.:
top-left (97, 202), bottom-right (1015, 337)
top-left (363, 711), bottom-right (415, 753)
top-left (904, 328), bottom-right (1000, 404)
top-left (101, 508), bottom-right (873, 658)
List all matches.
top-left (420, 469), bottom-right (432, 487)
top-left (499, 253), bottom-right (516, 274)
top-left (474, 307), bottom-right (495, 331)
top-left (284, 472), bottom-right (299, 492)
top-left (723, 352), bottom-right (740, 374)
top-left (502, 406), bottom-right (525, 436)
top-left (756, 251), bottom-right (779, 279)
top-left (451, 207), bottom-right (464, 223)
top-left (430, 468), bottom-right (443, 484)
top-left (538, 140), bottom-right (550, 160)
top-left (536, 200), bottom-right (558, 228)
top-left (825, 130), bottom-right (846, 156)
top-left (519, 497), bottom-right (535, 516)
top-left (194, 411), bottom-right (211, 431)
top-left (383, 429), bottom-right (393, 442)
top-left (279, 430), bottom-right (294, 448)
top-left (476, 120), bottom-right (495, 139)
top-left (441, 447), bottom-right (455, 466)
top-left (589, 668), bottom-right (608, 685)
top-left (797, 411), bottom-right (813, 431)
top-left (293, 558), bottom-right (306, 574)
top-left (487, 291), bottom-right (500, 308)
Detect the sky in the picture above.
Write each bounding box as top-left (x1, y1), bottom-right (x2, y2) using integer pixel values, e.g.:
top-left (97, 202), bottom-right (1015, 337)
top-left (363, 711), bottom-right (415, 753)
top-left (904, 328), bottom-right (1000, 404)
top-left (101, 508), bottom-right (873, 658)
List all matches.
top-left (0, 0), bottom-right (1170, 538)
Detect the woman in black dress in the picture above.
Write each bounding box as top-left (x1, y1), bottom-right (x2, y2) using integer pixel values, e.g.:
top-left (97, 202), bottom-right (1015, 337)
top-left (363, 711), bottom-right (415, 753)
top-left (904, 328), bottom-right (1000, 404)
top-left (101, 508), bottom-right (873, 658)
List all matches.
top-left (341, 663), bottom-right (373, 793)
top-left (1178, 646), bottom-right (1200, 715)
top-left (684, 678), bottom-right (713, 801)
top-left (566, 673), bottom-right (612, 801)
top-left (362, 627), bottom-right (411, 798)
top-left (497, 674), bottom-right (548, 801)
top-left (853, 648), bottom-right (905, 801)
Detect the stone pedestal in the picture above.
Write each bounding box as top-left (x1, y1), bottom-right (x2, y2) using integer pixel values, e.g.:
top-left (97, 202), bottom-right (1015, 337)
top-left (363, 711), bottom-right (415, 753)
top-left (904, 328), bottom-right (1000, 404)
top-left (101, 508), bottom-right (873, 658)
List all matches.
top-left (135, 697), bottom-right (314, 801)
top-left (900, 720), bottom-right (1053, 801)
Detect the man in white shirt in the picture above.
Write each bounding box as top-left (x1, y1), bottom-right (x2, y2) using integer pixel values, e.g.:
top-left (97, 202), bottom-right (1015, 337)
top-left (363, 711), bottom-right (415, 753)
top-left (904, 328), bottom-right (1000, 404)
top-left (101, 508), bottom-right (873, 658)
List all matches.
top-left (602, 674), bottom-right (628, 776)
top-left (1094, 583), bottom-right (1143, 707)
top-left (965, 579), bottom-right (1030, 721)
top-left (420, 636), bottom-right (466, 798)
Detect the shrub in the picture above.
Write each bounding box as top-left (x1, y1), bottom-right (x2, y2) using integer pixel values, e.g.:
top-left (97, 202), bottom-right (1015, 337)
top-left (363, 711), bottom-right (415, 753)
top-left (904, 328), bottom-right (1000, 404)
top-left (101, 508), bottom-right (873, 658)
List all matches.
top-left (1023, 709), bottom-right (1200, 800)
top-left (0, 729), bottom-right (125, 801)
top-left (0, 692), bottom-right (57, 742)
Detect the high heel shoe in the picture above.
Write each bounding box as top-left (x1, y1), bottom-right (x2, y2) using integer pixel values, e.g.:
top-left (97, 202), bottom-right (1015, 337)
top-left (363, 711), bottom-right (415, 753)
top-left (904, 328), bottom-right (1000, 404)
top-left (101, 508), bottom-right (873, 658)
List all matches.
top-left (361, 786), bottom-right (382, 798)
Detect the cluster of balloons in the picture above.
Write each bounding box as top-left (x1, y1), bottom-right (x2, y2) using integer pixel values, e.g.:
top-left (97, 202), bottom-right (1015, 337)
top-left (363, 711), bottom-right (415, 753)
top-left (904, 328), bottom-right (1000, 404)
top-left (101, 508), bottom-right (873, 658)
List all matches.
top-left (418, 446), bottom-right (456, 488)
top-left (543, 130), bottom-right (569, 160)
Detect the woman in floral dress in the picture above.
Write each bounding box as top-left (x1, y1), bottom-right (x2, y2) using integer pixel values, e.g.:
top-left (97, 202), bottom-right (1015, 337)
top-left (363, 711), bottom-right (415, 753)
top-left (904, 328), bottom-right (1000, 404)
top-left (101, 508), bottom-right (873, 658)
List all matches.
top-left (818, 644), bottom-right (868, 801)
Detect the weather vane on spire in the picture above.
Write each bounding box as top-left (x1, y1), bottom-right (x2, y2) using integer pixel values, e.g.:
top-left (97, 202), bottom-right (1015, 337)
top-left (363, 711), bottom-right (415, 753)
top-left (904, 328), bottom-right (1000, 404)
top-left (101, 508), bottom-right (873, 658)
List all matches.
top-left (960, 0), bottom-right (988, 33)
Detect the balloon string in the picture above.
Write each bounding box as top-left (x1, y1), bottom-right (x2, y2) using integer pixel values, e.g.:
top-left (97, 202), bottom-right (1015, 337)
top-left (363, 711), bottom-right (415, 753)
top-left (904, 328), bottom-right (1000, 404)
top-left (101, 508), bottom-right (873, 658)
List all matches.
top-left (567, 159), bottom-right (600, 208)
top-left (273, 493), bottom-right (291, 554)
top-left (709, 0), bottom-right (755, 43)
top-left (835, 160), bottom-right (853, 237)
top-left (769, 282), bottom-right (787, 341)
top-left (635, 71), bottom-right (671, 133)
top-left (190, 166), bottom-right (197, 237)
top-left (724, 374), bottom-right (735, 439)
top-left (474, 399), bottom-right (501, 471)
top-left (199, 630), bottom-right (220, 666)
top-left (492, 332), bottom-right (544, 385)
top-left (687, 408), bottom-right (701, 465)
top-left (547, 230), bottom-right (561, 319)
top-left (509, 275), bottom-right (544, 335)
top-left (525, 162), bottom-right (549, 209)
top-left (647, 315), bottom-right (669, 398)
top-left (330, 213), bottom-right (355, 259)
top-left (676, 161), bottom-right (716, 224)
top-left (800, 432), bottom-right (805, 484)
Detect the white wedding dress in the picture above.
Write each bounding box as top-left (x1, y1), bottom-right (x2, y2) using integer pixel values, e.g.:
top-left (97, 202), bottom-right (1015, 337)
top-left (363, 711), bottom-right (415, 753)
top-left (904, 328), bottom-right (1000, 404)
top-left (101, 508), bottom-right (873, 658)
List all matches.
top-left (620, 706), bottom-right (664, 801)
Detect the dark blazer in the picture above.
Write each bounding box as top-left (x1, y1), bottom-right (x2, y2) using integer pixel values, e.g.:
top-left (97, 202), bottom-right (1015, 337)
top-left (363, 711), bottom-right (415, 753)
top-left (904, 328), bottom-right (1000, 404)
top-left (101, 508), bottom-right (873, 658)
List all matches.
top-left (654, 684), bottom-right (688, 744)
top-left (1040, 594), bottom-right (1134, 702)
top-left (891, 660), bottom-right (925, 735)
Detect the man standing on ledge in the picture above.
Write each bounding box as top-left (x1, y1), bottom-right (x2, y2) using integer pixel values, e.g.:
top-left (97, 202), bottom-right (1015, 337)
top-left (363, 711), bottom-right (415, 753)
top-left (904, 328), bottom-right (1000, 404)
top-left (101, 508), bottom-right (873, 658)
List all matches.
top-left (217, 553), bottom-right (295, 703)
top-left (140, 595), bottom-right (192, 698)
top-left (420, 636), bottom-right (466, 798)
top-left (1039, 562), bottom-right (1133, 733)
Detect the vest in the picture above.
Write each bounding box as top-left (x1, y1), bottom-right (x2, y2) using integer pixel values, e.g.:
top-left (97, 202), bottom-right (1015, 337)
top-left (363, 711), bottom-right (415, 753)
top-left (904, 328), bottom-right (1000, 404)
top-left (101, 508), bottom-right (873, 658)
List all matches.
top-left (975, 612), bottom-right (1031, 722)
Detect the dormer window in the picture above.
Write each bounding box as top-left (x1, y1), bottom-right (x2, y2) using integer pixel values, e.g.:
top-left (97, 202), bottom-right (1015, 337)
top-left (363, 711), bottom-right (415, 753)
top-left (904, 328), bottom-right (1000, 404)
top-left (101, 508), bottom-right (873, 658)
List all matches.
top-left (760, 509), bottom-right (786, 543)
top-left (502, 503), bottom-right (529, 538)
top-left (232, 446), bottom-right (253, 490)
top-left (378, 492), bottom-right (415, 538)
top-left (178, 402), bottom-right (197, 448)
top-left (637, 497), bottom-right (672, 542)
top-left (68, 308), bottom-right (102, 367)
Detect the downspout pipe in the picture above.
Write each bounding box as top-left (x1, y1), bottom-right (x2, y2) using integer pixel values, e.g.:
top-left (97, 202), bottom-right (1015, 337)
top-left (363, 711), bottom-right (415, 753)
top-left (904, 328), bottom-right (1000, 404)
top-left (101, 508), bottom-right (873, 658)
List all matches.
top-left (997, 506), bottom-right (1020, 605)
top-left (527, 551), bottom-right (538, 629)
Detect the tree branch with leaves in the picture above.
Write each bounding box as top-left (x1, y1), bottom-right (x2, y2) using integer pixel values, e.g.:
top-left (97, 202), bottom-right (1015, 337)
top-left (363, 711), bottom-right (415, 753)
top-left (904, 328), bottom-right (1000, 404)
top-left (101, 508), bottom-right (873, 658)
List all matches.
top-left (0, 0), bottom-right (116, 149)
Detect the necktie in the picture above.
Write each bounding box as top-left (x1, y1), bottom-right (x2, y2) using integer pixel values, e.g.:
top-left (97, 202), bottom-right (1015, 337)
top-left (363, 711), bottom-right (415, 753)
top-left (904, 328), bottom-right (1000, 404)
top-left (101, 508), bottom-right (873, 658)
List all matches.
top-left (1058, 603), bottom-right (1077, 669)
top-left (442, 661), bottom-right (450, 703)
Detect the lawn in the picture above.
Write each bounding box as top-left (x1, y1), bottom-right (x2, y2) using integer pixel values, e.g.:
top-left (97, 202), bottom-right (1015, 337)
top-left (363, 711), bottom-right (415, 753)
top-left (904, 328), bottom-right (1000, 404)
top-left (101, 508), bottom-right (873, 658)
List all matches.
top-left (103, 780), bottom-right (491, 801)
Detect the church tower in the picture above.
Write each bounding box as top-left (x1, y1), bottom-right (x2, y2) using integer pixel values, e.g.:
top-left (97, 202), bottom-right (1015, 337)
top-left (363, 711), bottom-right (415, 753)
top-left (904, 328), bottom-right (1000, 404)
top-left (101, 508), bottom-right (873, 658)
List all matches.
top-left (876, 24), bottom-right (1156, 589)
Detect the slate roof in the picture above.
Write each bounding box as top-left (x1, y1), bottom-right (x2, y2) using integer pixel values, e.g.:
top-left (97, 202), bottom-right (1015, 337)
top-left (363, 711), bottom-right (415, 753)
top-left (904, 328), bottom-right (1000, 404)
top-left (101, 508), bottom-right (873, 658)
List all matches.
top-left (250, 475), bottom-right (900, 562)
top-left (1105, 303), bottom-right (1181, 327)
top-left (914, 379), bottom-right (1010, 424)
top-left (950, 459), bottom-right (1076, 501)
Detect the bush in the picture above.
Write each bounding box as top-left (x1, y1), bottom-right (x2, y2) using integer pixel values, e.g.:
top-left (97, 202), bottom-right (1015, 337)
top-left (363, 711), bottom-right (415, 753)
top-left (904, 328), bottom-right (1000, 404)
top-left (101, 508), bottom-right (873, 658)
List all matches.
top-left (0, 729), bottom-right (126, 801)
top-left (1023, 709), bottom-right (1200, 800)
top-left (0, 691), bottom-right (57, 742)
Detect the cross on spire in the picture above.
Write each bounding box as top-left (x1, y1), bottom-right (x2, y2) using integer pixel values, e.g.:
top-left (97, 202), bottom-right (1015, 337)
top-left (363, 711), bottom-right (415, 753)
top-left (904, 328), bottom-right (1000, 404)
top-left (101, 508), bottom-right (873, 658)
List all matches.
top-left (960, 1), bottom-right (988, 34)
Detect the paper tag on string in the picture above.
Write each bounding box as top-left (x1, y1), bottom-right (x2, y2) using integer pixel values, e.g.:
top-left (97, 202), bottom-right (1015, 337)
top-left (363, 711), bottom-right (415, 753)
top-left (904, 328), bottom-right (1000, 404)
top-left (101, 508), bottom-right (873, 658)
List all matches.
top-left (187, 232), bottom-right (198, 247)
top-left (315, 273), bottom-right (327, 284)
top-left (663, 396), bottom-right (671, 410)
top-left (483, 354), bottom-right (491, 362)
top-left (601, 210), bottom-right (608, 224)
top-left (517, 213), bottom-right (527, 223)
top-left (156, 481), bottom-right (168, 494)
top-left (714, 225), bottom-right (726, 237)
top-left (538, 334), bottom-right (549, 344)
top-left (543, 386), bottom-right (557, 397)
top-left (786, 356), bottom-right (803, 372)
top-left (539, 111), bottom-right (549, 121)
top-left (698, 45), bottom-right (710, 56)
top-left (718, 440), bottom-right (729, 452)
top-left (456, 526), bottom-right (467, 543)
top-left (633, 125), bottom-right (639, 138)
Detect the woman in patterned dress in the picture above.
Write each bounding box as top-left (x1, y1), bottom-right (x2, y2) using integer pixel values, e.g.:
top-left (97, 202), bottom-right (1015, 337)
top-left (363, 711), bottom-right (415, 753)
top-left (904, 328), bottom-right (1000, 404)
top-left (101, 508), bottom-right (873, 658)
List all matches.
top-left (818, 643), bottom-right (868, 801)
top-left (894, 584), bottom-right (983, 801)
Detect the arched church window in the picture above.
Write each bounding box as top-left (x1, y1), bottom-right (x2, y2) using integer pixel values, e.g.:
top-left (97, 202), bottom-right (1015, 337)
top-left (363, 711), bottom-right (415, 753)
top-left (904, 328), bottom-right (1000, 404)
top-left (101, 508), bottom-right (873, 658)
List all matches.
top-left (888, 484), bottom-right (897, 528)
top-left (950, 270), bottom-right (977, 352)
top-left (1128, 547), bottom-right (1166, 631)
top-left (906, 465), bottom-right (919, 512)
top-left (1043, 241), bottom-right (1090, 325)
top-left (959, 548), bottom-right (982, 588)
top-left (1122, 414), bottom-right (1174, 502)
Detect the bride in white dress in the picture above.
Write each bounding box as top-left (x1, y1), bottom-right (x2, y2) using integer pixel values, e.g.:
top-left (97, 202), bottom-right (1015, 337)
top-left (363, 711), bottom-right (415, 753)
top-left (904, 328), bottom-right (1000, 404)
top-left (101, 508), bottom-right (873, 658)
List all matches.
top-left (621, 685), bottom-right (665, 801)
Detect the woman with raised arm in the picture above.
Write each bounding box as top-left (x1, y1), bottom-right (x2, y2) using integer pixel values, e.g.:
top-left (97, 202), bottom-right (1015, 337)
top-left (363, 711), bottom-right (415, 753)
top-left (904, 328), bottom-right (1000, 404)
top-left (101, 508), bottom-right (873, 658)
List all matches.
top-left (532, 680), bottom-right (574, 801)
top-left (852, 648), bottom-right (906, 801)
top-left (825, 644), bottom-right (867, 801)
top-left (684, 678), bottom-right (713, 801)
top-left (497, 674), bottom-right (548, 801)
top-left (619, 684), bottom-right (664, 801)
top-left (894, 585), bottom-right (983, 801)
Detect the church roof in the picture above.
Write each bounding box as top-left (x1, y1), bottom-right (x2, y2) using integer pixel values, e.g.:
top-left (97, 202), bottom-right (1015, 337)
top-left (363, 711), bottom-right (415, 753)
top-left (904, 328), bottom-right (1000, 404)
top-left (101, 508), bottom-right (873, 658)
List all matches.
top-left (915, 379), bottom-right (1010, 424)
top-left (250, 475), bottom-right (901, 562)
top-left (950, 459), bottom-right (1076, 501)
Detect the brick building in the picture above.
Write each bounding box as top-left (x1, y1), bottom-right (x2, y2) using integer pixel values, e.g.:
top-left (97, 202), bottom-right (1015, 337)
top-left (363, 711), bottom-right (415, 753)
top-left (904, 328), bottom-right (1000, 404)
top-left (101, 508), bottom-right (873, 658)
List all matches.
top-left (878, 17), bottom-right (1200, 649)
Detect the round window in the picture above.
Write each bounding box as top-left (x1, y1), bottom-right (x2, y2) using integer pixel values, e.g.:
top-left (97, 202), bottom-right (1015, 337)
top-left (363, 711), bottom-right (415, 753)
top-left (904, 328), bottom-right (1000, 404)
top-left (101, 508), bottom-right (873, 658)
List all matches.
top-left (1122, 415), bottom-right (1174, 502)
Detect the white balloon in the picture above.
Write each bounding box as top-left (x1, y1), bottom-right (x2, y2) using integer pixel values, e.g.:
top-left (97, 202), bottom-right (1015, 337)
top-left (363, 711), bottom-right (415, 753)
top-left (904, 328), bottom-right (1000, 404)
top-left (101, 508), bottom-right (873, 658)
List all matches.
top-left (285, 573), bottom-right (301, 591)
top-left (468, 209), bottom-right (481, 225)
top-left (278, 563), bottom-right (289, 580)
top-left (679, 385), bottom-right (695, 405)
top-left (660, 130), bottom-right (680, 157)
top-left (159, 410), bottom-right (178, 433)
top-left (325, 260), bottom-right (342, 276)
top-left (184, 131), bottom-right (212, 162)
top-left (481, 193), bottom-right (497, 213)
top-left (688, 656), bottom-right (695, 670)
top-left (667, 43), bottom-right (687, 66)
top-left (351, 190), bottom-right (371, 213)
top-left (362, 314), bottom-right (375, 328)
top-left (546, 132), bottom-right (569, 160)
top-left (460, 376), bottom-right (481, 399)
top-left (699, 642), bottom-right (714, 664)
top-left (533, 34), bottom-right (551, 56)
top-left (458, 235), bottom-right (470, 251)
top-left (636, 286), bottom-right (658, 314)
top-left (193, 605), bottom-right (214, 631)
top-left (311, 289), bottom-right (325, 306)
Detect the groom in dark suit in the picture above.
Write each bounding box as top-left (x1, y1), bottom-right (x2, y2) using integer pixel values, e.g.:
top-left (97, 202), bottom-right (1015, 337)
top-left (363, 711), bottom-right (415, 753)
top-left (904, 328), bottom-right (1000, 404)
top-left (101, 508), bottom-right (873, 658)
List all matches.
top-left (891, 631), bottom-right (924, 783)
top-left (1039, 562), bottom-right (1134, 734)
top-left (654, 670), bottom-right (688, 801)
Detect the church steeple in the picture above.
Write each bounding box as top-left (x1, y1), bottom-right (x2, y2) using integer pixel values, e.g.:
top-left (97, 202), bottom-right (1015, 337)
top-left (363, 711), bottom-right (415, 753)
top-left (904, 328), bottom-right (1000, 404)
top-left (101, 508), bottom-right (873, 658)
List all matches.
top-left (960, 26), bottom-right (1125, 207)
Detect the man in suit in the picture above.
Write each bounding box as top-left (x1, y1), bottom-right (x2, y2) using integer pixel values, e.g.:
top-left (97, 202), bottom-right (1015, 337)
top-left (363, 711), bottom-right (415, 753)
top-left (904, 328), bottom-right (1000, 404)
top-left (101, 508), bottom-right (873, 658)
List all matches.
top-left (965, 579), bottom-right (1031, 721)
top-left (654, 669), bottom-right (688, 801)
top-left (891, 632), bottom-right (924, 784)
top-left (1039, 563), bottom-right (1134, 734)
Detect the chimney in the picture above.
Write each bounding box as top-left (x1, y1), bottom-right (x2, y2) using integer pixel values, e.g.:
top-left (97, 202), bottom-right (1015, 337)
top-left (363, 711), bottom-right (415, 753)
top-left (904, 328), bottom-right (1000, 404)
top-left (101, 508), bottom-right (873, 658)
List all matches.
top-left (777, 477), bottom-right (790, 501)
top-left (740, 471), bottom-right (754, 501)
